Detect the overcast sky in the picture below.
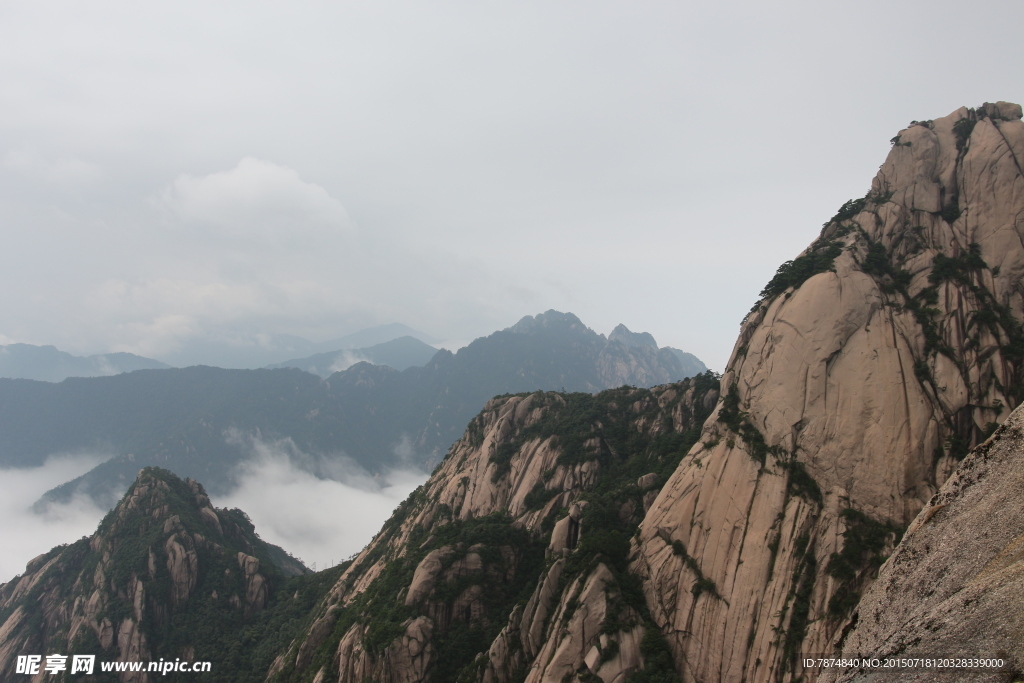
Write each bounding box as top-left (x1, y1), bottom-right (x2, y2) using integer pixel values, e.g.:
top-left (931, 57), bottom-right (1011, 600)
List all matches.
top-left (1, 2), bottom-right (1022, 371)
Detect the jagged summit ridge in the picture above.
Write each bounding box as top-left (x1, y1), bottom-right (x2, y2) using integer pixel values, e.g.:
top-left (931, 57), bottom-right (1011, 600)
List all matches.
top-left (608, 324), bottom-right (658, 349)
top-left (506, 311), bottom-right (707, 384)
top-left (506, 310), bottom-right (589, 335)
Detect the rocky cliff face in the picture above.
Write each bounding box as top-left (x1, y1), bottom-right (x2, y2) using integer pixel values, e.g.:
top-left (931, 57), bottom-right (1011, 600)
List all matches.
top-left (631, 101), bottom-right (1024, 681)
top-left (0, 468), bottom-right (306, 682)
top-left (819, 403), bottom-right (1024, 682)
top-left (267, 374), bottom-right (719, 683)
top-left (267, 101), bottom-right (1024, 683)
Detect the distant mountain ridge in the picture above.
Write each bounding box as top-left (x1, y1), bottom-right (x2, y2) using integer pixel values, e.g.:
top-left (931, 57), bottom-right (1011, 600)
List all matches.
top-left (609, 323), bottom-right (707, 377)
top-left (318, 323), bottom-right (439, 350)
top-left (265, 335), bottom-right (438, 377)
top-left (318, 310), bottom-right (704, 467)
top-left (155, 323), bottom-right (440, 369)
top-left (0, 311), bottom-right (707, 509)
top-left (0, 343), bottom-right (169, 382)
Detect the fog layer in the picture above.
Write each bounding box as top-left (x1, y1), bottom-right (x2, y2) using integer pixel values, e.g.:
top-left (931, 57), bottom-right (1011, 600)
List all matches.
top-left (213, 433), bottom-right (428, 570)
top-left (0, 454), bottom-right (110, 582)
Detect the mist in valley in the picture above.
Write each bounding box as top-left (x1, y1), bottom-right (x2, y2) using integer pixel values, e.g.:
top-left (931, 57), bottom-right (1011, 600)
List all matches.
top-left (0, 435), bottom-right (429, 582)
top-left (0, 454), bottom-right (110, 582)
top-left (212, 432), bottom-right (428, 571)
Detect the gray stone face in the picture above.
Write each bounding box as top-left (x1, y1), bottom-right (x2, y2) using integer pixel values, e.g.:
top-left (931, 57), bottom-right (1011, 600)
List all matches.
top-left (631, 102), bottom-right (1024, 682)
top-left (822, 405), bottom-right (1024, 682)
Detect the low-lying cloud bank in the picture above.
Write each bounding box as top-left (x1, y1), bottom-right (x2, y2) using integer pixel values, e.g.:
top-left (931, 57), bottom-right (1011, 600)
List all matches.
top-left (0, 454), bottom-right (111, 583)
top-left (213, 433), bottom-right (428, 571)
top-left (0, 436), bottom-right (428, 583)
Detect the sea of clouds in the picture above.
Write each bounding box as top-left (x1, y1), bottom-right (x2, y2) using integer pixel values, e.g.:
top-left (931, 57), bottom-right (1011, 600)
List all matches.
top-left (213, 432), bottom-right (428, 570)
top-left (0, 435), bottom-right (428, 583)
top-left (0, 454), bottom-right (111, 582)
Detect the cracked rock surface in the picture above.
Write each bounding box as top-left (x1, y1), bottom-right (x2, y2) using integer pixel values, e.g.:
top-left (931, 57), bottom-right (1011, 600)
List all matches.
top-left (633, 101), bottom-right (1024, 682)
top-left (820, 403), bottom-right (1024, 682)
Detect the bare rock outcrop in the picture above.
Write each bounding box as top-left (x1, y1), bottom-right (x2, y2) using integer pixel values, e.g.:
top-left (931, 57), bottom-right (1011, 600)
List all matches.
top-left (820, 403), bottom-right (1024, 682)
top-left (483, 542), bottom-right (650, 682)
top-left (632, 102), bottom-right (1024, 681)
top-left (238, 552), bottom-right (270, 612)
top-left (165, 532), bottom-right (200, 606)
top-left (519, 562), bottom-right (646, 683)
top-left (269, 375), bottom-right (719, 683)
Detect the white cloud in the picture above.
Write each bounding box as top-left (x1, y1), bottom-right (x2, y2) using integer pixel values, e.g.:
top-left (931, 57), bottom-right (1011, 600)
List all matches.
top-left (0, 438), bottom-right (429, 581)
top-left (160, 157), bottom-right (354, 246)
top-left (0, 454), bottom-right (111, 583)
top-left (81, 277), bottom-right (340, 360)
top-left (328, 350), bottom-right (370, 374)
top-left (213, 433), bottom-right (427, 570)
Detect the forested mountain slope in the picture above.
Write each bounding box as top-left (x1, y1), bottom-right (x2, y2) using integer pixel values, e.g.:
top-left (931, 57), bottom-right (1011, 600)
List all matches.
top-left (0, 468), bottom-right (316, 682)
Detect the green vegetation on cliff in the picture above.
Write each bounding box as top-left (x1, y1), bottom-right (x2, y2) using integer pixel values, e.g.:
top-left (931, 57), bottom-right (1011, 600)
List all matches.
top-left (272, 373), bottom-right (719, 683)
top-left (0, 467), bottom-right (319, 683)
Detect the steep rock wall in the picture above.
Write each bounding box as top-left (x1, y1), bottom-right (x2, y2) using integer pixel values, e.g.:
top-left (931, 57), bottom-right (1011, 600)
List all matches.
top-left (267, 376), bottom-right (719, 683)
top-left (819, 403), bottom-right (1024, 682)
top-left (632, 102), bottom-right (1024, 682)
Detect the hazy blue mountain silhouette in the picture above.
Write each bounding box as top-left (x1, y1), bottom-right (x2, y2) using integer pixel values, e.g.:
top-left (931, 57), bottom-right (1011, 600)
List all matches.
top-left (265, 336), bottom-right (438, 376)
top-left (0, 344), bottom-right (169, 382)
top-left (2, 312), bottom-right (705, 508)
